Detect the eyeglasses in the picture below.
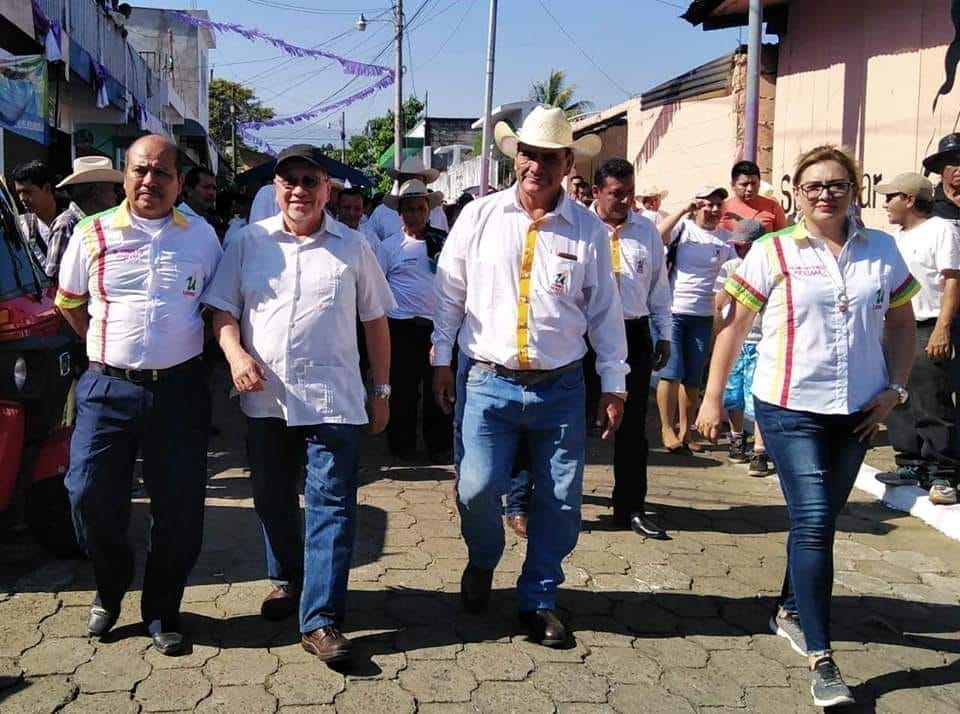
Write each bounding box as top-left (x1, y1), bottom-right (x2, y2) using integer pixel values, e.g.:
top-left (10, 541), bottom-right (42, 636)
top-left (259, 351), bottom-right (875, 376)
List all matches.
top-left (798, 180), bottom-right (854, 200)
top-left (277, 174), bottom-right (326, 190)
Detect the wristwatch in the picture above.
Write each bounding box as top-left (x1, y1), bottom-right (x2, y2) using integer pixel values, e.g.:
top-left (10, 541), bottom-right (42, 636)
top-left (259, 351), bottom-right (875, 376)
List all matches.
top-left (889, 384), bottom-right (909, 404)
top-left (373, 384), bottom-right (392, 399)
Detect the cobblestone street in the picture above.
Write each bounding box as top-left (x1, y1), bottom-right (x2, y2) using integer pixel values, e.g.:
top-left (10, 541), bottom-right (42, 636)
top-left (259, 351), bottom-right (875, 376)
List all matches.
top-left (1, 377), bottom-right (959, 713)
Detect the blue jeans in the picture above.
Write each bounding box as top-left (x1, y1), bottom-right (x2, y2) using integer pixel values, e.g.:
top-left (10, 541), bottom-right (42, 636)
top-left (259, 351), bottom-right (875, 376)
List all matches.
top-left (67, 363), bottom-right (209, 622)
top-left (754, 398), bottom-right (868, 655)
top-left (659, 313), bottom-right (713, 386)
top-left (247, 417), bottom-right (362, 633)
top-left (455, 359), bottom-right (586, 611)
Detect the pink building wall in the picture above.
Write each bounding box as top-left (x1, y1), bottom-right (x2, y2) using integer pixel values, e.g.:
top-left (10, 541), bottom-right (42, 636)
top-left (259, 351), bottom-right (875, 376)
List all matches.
top-left (771, 0), bottom-right (958, 228)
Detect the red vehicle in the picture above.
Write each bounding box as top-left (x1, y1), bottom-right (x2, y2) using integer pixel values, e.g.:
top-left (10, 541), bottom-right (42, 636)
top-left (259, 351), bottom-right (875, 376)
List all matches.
top-left (0, 179), bottom-right (84, 556)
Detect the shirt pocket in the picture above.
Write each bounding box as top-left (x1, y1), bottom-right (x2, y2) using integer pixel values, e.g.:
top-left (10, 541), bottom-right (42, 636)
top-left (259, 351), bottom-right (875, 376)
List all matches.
top-left (157, 260), bottom-right (204, 301)
top-left (538, 253), bottom-right (584, 299)
top-left (306, 263), bottom-right (343, 309)
top-left (621, 243), bottom-right (649, 276)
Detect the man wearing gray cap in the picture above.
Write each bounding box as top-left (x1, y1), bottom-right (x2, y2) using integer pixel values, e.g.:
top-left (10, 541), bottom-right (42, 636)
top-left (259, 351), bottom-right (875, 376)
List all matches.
top-left (203, 144), bottom-right (396, 662)
top-left (876, 172), bottom-right (960, 505)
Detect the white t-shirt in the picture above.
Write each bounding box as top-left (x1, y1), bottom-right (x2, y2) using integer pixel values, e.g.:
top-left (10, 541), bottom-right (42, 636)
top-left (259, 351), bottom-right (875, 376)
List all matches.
top-left (641, 208), bottom-right (667, 226)
top-left (377, 232), bottom-right (437, 320)
top-left (893, 216), bottom-right (960, 321)
top-left (715, 257), bottom-right (762, 343)
top-left (670, 219), bottom-right (735, 316)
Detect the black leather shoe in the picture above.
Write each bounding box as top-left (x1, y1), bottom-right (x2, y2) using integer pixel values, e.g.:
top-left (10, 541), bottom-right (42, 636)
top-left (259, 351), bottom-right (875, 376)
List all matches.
top-left (147, 619), bottom-right (185, 656)
top-left (629, 513), bottom-right (670, 540)
top-left (460, 563), bottom-right (494, 613)
top-left (519, 608), bottom-right (568, 648)
top-left (87, 605), bottom-right (118, 637)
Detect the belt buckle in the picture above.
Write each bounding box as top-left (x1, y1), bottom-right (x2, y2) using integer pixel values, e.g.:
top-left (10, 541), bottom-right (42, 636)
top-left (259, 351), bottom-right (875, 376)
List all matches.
top-left (125, 368), bottom-right (158, 383)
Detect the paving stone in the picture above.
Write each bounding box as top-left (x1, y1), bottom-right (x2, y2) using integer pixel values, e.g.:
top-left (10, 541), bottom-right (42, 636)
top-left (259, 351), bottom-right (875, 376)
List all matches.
top-left (470, 681), bottom-right (556, 714)
top-left (379, 569), bottom-right (445, 591)
top-left (0, 624), bottom-right (43, 657)
top-left (195, 685), bottom-right (278, 713)
top-left (0, 593), bottom-right (59, 624)
top-left (457, 642), bottom-right (535, 681)
top-left (1, 675), bottom-right (79, 714)
top-left (661, 666), bottom-right (745, 707)
top-left (680, 621), bottom-right (752, 652)
top-left (710, 648), bottom-right (789, 686)
top-left (57, 589), bottom-right (100, 607)
top-left (610, 602), bottom-right (679, 635)
top-left (376, 549), bottom-right (433, 570)
top-left (882, 550), bottom-right (950, 574)
top-left (61, 692), bottom-right (141, 713)
top-left (0, 655), bottom-right (23, 689)
top-left (666, 554), bottom-right (731, 578)
top-left (531, 662), bottom-right (609, 703)
top-left (631, 636), bottom-right (709, 668)
top-left (834, 570), bottom-right (894, 595)
top-left (569, 616), bottom-right (636, 648)
top-left (743, 685), bottom-right (812, 714)
top-left (584, 646), bottom-right (660, 684)
top-left (919, 573), bottom-right (960, 598)
top-left (203, 648), bottom-right (279, 685)
top-left (398, 660), bottom-right (478, 702)
top-left (75, 648), bottom-right (152, 693)
top-left (143, 642), bottom-right (219, 670)
top-left (512, 635), bottom-right (590, 663)
top-left (39, 605), bottom-right (94, 638)
top-left (852, 558), bottom-right (921, 584)
top-left (629, 563), bottom-right (692, 591)
top-left (876, 688), bottom-right (960, 714)
top-left (395, 625), bottom-right (463, 660)
top-left (891, 582), bottom-right (959, 605)
top-left (334, 680), bottom-right (415, 714)
top-left (20, 636), bottom-right (95, 675)
top-left (609, 682), bottom-right (695, 714)
top-left (834, 538), bottom-right (885, 561)
top-left (343, 641), bottom-right (406, 681)
top-left (268, 662), bottom-right (345, 706)
top-left (569, 551), bottom-right (629, 575)
top-left (181, 583), bottom-right (231, 603)
top-left (135, 667), bottom-right (212, 711)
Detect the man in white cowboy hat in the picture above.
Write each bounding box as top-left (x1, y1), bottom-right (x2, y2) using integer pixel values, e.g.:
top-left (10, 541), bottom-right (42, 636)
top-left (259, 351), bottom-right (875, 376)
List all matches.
top-left (46, 156), bottom-right (123, 279)
top-left (364, 156), bottom-right (448, 243)
top-left (431, 105), bottom-right (628, 647)
top-left (377, 179), bottom-right (453, 463)
top-left (636, 182), bottom-right (669, 225)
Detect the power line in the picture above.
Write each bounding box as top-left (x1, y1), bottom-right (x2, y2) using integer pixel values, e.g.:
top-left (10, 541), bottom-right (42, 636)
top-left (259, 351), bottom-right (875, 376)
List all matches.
top-left (243, 0), bottom-right (387, 14)
top-left (419, 0), bottom-right (476, 66)
top-left (535, 0), bottom-right (633, 98)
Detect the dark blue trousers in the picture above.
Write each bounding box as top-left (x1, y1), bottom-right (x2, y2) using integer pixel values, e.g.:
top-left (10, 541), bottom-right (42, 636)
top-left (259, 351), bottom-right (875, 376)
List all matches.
top-left (66, 363), bottom-right (209, 623)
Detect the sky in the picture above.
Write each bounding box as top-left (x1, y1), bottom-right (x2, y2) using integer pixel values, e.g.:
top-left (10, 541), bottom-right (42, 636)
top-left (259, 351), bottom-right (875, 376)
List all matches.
top-left (133, 0), bottom-right (746, 151)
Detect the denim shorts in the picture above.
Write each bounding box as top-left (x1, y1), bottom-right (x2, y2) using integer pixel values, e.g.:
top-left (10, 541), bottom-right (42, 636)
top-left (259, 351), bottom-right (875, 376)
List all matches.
top-left (723, 342), bottom-right (759, 417)
top-left (659, 313), bottom-right (714, 386)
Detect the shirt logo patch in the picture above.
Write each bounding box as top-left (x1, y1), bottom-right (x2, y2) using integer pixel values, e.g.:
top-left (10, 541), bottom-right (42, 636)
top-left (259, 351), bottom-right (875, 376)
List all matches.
top-left (183, 274), bottom-right (199, 297)
top-left (873, 287), bottom-right (884, 310)
top-left (549, 271), bottom-right (568, 295)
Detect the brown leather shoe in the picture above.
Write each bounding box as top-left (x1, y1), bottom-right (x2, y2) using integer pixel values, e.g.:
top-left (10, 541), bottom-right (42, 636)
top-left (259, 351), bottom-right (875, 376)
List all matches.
top-left (260, 585), bottom-right (299, 621)
top-left (506, 515), bottom-right (528, 539)
top-left (460, 563), bottom-right (494, 613)
top-left (519, 608), bottom-right (568, 648)
top-left (301, 625), bottom-right (352, 663)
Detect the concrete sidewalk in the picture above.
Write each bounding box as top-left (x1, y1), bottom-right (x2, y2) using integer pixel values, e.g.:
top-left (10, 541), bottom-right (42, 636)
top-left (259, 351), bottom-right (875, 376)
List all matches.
top-left (1, 376), bottom-right (958, 713)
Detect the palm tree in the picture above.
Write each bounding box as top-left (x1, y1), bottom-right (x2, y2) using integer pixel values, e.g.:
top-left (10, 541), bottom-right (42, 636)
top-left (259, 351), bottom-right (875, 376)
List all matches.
top-left (528, 69), bottom-right (594, 117)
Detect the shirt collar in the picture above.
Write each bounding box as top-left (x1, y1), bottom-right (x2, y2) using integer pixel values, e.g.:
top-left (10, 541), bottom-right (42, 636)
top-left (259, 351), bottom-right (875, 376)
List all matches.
top-left (110, 199), bottom-right (189, 230)
top-left (272, 211), bottom-right (345, 241)
top-left (589, 201), bottom-right (638, 231)
top-left (68, 201), bottom-right (86, 219)
top-left (789, 218), bottom-right (864, 243)
top-left (505, 184), bottom-right (575, 225)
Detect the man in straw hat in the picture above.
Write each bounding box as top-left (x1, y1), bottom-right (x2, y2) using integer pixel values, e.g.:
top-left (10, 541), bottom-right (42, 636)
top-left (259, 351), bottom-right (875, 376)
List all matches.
top-left (378, 179), bottom-right (453, 462)
top-left (431, 105), bottom-right (628, 647)
top-left (203, 144), bottom-right (395, 664)
top-left (365, 156), bottom-right (448, 243)
top-left (636, 182), bottom-right (669, 225)
top-left (47, 156), bottom-right (123, 279)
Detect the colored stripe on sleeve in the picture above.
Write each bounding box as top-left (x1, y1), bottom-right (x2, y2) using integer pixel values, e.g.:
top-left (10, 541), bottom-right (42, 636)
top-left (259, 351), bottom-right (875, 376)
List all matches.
top-left (724, 274), bottom-right (765, 312)
top-left (889, 275), bottom-right (921, 309)
top-left (54, 288), bottom-right (88, 309)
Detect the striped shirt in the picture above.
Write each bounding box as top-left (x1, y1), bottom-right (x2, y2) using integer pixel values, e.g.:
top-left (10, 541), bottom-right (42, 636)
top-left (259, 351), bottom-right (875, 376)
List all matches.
top-left (54, 200), bottom-right (222, 369)
top-left (725, 221), bottom-right (919, 415)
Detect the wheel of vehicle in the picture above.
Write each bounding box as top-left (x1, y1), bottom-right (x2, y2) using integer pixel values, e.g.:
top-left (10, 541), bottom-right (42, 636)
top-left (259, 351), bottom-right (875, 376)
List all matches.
top-left (25, 476), bottom-right (83, 558)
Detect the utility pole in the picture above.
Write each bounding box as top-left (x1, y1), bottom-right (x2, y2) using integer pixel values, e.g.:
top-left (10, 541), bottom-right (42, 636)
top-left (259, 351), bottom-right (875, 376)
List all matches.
top-left (743, 0), bottom-right (762, 163)
top-left (479, 0), bottom-right (498, 196)
top-left (394, 0), bottom-right (403, 172)
top-left (340, 112), bottom-right (346, 163)
top-left (230, 87), bottom-right (238, 177)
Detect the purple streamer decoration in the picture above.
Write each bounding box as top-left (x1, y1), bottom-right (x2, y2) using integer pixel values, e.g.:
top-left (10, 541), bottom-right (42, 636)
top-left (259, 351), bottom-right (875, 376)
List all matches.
top-left (168, 11), bottom-right (394, 79)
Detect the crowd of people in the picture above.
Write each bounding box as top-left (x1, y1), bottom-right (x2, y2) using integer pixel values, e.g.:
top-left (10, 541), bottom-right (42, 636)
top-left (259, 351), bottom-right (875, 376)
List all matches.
top-left (10, 104), bottom-right (960, 709)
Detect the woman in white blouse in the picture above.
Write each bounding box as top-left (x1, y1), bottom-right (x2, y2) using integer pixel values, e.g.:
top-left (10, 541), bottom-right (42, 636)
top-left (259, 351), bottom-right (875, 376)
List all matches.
top-left (696, 146), bottom-right (918, 709)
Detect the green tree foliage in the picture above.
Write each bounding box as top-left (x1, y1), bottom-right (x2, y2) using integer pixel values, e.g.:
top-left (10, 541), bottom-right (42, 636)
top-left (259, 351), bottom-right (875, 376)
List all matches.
top-left (528, 69), bottom-right (593, 117)
top-left (208, 79), bottom-right (275, 162)
top-left (345, 96), bottom-right (424, 193)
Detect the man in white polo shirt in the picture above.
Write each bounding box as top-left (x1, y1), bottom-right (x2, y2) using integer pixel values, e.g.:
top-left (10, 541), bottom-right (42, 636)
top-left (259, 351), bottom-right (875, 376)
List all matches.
top-left (877, 172), bottom-right (960, 505)
top-left (377, 179), bottom-right (452, 462)
top-left (56, 134), bottom-right (222, 655)
top-left (203, 144), bottom-right (395, 664)
top-left (364, 156), bottom-right (449, 243)
top-left (432, 106), bottom-right (628, 647)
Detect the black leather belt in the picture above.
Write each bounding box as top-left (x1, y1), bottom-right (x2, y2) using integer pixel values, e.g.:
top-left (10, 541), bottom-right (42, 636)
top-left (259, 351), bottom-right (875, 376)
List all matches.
top-left (472, 359), bottom-right (581, 386)
top-left (88, 356), bottom-right (202, 383)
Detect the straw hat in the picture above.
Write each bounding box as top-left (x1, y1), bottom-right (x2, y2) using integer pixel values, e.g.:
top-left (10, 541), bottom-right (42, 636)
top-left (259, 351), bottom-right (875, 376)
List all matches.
top-left (494, 105), bottom-right (601, 159)
top-left (385, 156), bottom-right (440, 183)
top-left (383, 179), bottom-right (443, 211)
top-left (56, 156), bottom-right (123, 188)
top-left (635, 183), bottom-right (669, 200)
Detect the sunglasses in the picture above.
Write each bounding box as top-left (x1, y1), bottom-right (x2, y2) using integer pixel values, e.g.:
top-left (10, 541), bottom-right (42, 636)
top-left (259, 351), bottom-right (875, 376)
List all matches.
top-left (277, 174), bottom-right (326, 190)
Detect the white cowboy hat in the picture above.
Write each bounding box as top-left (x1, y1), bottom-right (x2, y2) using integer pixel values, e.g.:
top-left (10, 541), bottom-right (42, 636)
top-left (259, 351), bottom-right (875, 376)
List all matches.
top-left (56, 156), bottom-right (123, 188)
top-left (494, 105), bottom-right (602, 159)
top-left (385, 156), bottom-right (441, 183)
top-left (635, 183), bottom-right (669, 200)
top-left (383, 179), bottom-right (443, 211)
